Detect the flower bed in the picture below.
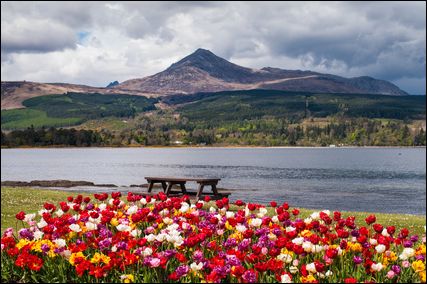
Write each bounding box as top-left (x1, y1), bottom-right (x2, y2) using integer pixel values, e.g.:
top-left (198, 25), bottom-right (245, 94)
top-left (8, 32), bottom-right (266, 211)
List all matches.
top-left (1, 192), bottom-right (425, 283)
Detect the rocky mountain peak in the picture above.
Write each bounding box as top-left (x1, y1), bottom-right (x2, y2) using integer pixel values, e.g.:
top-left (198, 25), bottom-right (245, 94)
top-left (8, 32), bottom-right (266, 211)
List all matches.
top-left (116, 49), bottom-right (409, 96)
top-left (165, 48), bottom-right (257, 83)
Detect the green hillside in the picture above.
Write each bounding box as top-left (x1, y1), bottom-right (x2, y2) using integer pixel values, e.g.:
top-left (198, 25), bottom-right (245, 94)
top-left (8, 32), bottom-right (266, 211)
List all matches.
top-left (168, 90), bottom-right (426, 124)
top-left (1, 92), bottom-right (158, 129)
top-left (1, 109), bottom-right (83, 129)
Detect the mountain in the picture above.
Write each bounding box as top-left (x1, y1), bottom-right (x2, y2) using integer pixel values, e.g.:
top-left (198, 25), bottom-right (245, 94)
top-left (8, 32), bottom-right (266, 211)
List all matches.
top-left (106, 80), bottom-right (119, 88)
top-left (116, 48), bottom-right (408, 96)
top-left (1, 48), bottom-right (408, 110)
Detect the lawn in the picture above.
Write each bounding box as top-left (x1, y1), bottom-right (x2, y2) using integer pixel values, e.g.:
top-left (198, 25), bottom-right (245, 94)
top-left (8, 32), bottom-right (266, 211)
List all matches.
top-left (1, 186), bottom-right (425, 236)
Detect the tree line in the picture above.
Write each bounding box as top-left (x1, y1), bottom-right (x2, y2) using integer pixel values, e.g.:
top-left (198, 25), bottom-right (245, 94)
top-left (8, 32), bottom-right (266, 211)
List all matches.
top-left (1, 127), bottom-right (103, 147)
top-left (2, 118), bottom-right (425, 147)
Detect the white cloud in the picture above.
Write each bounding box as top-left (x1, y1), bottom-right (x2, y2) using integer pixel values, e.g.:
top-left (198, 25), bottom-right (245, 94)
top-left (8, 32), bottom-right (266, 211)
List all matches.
top-left (1, 1), bottom-right (425, 93)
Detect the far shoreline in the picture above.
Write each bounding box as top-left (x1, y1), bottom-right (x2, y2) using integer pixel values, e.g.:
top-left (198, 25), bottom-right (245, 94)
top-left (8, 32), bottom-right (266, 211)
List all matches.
top-left (2, 145), bottom-right (426, 150)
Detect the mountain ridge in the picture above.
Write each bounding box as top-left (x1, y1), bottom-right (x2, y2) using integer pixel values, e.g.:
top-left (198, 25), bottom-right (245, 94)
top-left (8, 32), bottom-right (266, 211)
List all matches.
top-left (117, 48), bottom-right (408, 96)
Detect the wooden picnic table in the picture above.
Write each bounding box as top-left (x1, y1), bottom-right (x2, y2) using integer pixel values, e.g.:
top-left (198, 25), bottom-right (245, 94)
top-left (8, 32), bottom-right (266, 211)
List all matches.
top-left (144, 176), bottom-right (230, 201)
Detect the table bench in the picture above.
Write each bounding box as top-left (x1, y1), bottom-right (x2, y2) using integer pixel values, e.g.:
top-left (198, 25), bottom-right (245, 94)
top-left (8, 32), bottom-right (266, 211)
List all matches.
top-left (144, 176), bottom-right (230, 201)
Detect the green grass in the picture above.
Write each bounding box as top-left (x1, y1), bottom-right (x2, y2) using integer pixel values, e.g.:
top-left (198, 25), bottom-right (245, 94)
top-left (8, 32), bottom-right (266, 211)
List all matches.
top-left (1, 187), bottom-right (425, 236)
top-left (76, 117), bottom-right (135, 131)
top-left (1, 109), bottom-right (83, 129)
top-left (1, 187), bottom-right (82, 233)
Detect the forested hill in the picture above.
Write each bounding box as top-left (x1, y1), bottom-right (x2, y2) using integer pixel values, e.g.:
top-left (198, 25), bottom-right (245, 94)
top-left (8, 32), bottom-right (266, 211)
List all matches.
top-left (1, 90), bottom-right (425, 147)
top-left (166, 89), bottom-right (426, 123)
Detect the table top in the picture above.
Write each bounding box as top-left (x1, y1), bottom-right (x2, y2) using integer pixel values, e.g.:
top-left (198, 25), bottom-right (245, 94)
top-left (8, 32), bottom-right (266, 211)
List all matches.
top-left (145, 176), bottom-right (220, 182)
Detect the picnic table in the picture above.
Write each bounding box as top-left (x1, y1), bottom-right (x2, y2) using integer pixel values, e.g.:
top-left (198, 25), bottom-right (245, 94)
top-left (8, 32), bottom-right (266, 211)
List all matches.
top-left (144, 176), bottom-right (230, 201)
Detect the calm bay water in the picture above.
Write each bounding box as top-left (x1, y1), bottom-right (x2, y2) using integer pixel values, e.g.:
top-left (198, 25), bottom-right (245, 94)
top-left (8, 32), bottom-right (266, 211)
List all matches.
top-left (1, 147), bottom-right (425, 215)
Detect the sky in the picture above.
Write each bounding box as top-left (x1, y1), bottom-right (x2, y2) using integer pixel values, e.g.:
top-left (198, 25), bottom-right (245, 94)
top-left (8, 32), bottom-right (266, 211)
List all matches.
top-left (1, 1), bottom-right (426, 94)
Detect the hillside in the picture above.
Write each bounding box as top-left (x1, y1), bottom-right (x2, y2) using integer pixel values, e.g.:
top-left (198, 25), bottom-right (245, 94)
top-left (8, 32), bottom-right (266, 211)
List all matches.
top-left (1, 92), bottom-right (157, 129)
top-left (0, 81), bottom-right (160, 110)
top-left (167, 89), bottom-right (425, 124)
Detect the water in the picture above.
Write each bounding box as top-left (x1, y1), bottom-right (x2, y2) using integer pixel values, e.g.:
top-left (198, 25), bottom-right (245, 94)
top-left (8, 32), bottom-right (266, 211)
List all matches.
top-left (1, 147), bottom-right (425, 215)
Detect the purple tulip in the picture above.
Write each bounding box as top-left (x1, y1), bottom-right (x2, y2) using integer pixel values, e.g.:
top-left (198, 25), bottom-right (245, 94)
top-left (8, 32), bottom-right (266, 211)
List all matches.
top-left (226, 255), bottom-right (241, 266)
top-left (242, 270), bottom-right (257, 283)
top-left (41, 243), bottom-right (50, 253)
top-left (224, 238), bottom-right (237, 248)
top-left (353, 255), bottom-right (363, 265)
top-left (272, 228), bottom-right (282, 236)
top-left (351, 230), bottom-right (360, 237)
top-left (392, 265), bottom-right (401, 275)
top-left (164, 249), bottom-right (177, 259)
top-left (193, 250), bottom-right (204, 262)
top-left (410, 235), bottom-right (419, 243)
top-left (54, 247), bottom-right (64, 254)
top-left (238, 239), bottom-right (250, 251)
top-left (176, 265), bottom-right (189, 277)
top-left (19, 228), bottom-right (34, 240)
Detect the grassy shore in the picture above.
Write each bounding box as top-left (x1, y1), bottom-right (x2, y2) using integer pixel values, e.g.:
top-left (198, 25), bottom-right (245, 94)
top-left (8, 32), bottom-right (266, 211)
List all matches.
top-left (1, 186), bottom-right (425, 236)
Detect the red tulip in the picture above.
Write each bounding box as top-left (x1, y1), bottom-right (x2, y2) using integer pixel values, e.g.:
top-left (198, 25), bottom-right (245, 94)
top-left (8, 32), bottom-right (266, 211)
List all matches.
top-left (196, 202), bottom-right (203, 209)
top-left (326, 248), bottom-right (338, 259)
top-left (365, 214), bottom-right (376, 225)
top-left (373, 224), bottom-right (384, 234)
top-left (387, 226), bottom-right (396, 235)
top-left (333, 211), bottom-right (341, 221)
top-left (314, 261), bottom-right (325, 272)
top-left (399, 228), bottom-right (409, 238)
top-left (248, 203), bottom-right (256, 211)
top-left (15, 211), bottom-right (25, 221)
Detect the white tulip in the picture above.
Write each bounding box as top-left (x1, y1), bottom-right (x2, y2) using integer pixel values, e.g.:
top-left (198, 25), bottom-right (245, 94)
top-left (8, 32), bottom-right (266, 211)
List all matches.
top-left (69, 223), bottom-right (81, 232)
top-left (281, 274), bottom-right (293, 283)
top-left (375, 244), bottom-right (386, 254)
top-left (53, 238), bottom-right (66, 248)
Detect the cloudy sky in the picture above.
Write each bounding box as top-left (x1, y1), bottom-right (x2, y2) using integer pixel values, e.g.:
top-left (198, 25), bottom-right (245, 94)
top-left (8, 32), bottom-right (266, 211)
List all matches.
top-left (1, 1), bottom-right (426, 94)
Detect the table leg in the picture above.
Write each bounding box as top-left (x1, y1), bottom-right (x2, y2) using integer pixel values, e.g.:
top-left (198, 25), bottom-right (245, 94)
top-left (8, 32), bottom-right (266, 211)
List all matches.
top-left (180, 183), bottom-right (187, 194)
top-left (211, 184), bottom-right (219, 195)
top-left (165, 182), bottom-right (174, 195)
top-left (147, 181), bottom-right (154, 193)
top-left (196, 184), bottom-right (204, 201)
top-left (161, 181), bottom-right (167, 192)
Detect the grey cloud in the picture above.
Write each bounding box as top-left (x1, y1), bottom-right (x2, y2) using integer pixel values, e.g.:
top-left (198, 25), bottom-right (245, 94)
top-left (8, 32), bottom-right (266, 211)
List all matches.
top-left (1, 18), bottom-right (78, 54)
top-left (1, 1), bottom-right (425, 93)
top-left (1, 1), bottom-right (95, 28)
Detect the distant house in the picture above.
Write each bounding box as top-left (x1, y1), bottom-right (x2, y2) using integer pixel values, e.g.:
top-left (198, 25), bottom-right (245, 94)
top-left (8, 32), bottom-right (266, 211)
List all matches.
top-left (173, 140), bottom-right (183, 145)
